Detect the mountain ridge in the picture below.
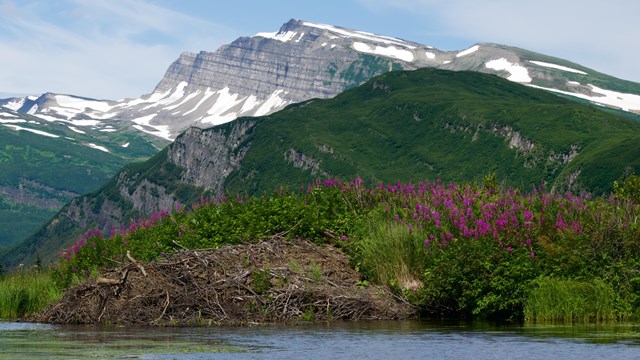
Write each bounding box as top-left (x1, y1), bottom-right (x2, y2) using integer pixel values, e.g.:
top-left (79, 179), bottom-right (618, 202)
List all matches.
top-left (3, 19), bottom-right (640, 143)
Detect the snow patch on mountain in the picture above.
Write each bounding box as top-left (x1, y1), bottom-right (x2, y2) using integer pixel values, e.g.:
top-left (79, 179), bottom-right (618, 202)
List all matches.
top-left (164, 89), bottom-right (201, 111)
top-left (2, 124), bottom-right (59, 138)
top-left (200, 87), bottom-right (243, 125)
top-left (68, 126), bottom-right (86, 134)
top-left (86, 143), bottom-right (110, 153)
top-left (302, 21), bottom-right (414, 48)
top-left (131, 113), bottom-right (171, 140)
top-left (529, 61), bottom-right (587, 75)
top-left (255, 30), bottom-right (299, 43)
top-left (457, 45), bottom-right (479, 57)
top-left (485, 58), bottom-right (532, 83)
top-left (3, 99), bottom-right (25, 111)
top-left (352, 42), bottom-right (414, 62)
top-left (0, 119), bottom-right (26, 123)
top-left (183, 88), bottom-right (217, 116)
top-left (255, 90), bottom-right (289, 117)
top-left (529, 84), bottom-right (640, 112)
top-left (54, 95), bottom-right (113, 113)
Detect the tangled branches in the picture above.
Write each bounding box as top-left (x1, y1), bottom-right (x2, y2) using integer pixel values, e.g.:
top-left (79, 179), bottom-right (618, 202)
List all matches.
top-left (34, 238), bottom-right (414, 326)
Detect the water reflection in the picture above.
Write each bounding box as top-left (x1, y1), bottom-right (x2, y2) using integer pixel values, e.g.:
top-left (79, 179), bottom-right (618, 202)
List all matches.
top-left (1, 320), bottom-right (639, 359)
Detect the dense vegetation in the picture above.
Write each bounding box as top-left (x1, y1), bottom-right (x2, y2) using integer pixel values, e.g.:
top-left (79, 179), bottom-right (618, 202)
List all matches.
top-left (0, 109), bottom-right (165, 247)
top-left (16, 175), bottom-right (632, 322)
top-left (8, 68), bottom-right (640, 270)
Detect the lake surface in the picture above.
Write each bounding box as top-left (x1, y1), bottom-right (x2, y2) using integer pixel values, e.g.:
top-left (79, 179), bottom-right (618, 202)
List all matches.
top-left (1, 320), bottom-right (640, 359)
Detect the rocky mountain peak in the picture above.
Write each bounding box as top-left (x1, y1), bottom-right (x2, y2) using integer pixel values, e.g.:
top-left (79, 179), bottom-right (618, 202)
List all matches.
top-left (2, 19), bottom-right (639, 143)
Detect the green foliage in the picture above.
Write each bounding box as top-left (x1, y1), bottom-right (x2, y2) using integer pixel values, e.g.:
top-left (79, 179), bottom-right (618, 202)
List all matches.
top-left (51, 182), bottom-right (363, 288)
top-left (250, 268), bottom-right (271, 295)
top-left (613, 173), bottom-right (640, 203)
top-left (524, 277), bottom-right (618, 322)
top-left (308, 262), bottom-right (322, 283)
top-left (350, 212), bottom-right (425, 291)
top-left (0, 270), bottom-right (62, 318)
top-left (28, 177), bottom-right (640, 322)
top-left (419, 236), bottom-right (538, 320)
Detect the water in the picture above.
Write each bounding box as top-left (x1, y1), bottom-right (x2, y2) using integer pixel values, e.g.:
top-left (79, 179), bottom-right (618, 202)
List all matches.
top-left (1, 320), bottom-right (640, 359)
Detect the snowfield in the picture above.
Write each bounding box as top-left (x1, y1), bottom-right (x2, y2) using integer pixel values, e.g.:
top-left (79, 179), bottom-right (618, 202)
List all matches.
top-left (352, 42), bottom-right (414, 62)
top-left (529, 61), bottom-right (587, 75)
top-left (485, 58), bottom-right (532, 83)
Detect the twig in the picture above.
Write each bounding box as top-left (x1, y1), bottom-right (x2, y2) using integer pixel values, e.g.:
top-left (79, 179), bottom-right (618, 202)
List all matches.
top-left (153, 291), bottom-right (170, 323)
top-left (126, 251), bottom-right (147, 277)
top-left (96, 277), bottom-right (121, 285)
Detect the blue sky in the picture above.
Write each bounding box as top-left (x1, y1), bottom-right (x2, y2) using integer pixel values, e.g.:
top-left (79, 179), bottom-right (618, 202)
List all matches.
top-left (0, 0), bottom-right (638, 99)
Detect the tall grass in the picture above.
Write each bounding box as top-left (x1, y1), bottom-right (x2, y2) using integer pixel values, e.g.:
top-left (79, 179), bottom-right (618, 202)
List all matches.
top-left (524, 277), bottom-right (618, 322)
top-left (0, 271), bottom-right (62, 319)
top-left (352, 213), bottom-right (425, 291)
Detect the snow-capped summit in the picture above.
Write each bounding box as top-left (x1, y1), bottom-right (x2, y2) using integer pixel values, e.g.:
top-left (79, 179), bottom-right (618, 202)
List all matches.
top-left (3, 19), bottom-right (640, 143)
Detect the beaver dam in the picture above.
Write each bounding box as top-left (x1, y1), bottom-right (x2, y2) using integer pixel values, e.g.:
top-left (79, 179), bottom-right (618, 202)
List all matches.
top-left (34, 238), bottom-right (415, 326)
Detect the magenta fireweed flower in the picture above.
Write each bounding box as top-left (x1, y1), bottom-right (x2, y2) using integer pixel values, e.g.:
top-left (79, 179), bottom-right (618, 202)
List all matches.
top-left (475, 219), bottom-right (491, 236)
top-left (530, 251), bottom-right (536, 259)
top-left (523, 210), bottom-right (533, 222)
top-left (507, 246), bottom-right (513, 254)
top-left (341, 234), bottom-right (348, 241)
top-left (407, 224), bottom-right (413, 234)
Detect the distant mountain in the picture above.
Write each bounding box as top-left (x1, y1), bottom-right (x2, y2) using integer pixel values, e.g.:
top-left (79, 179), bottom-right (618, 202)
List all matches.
top-left (0, 106), bottom-right (163, 248)
top-left (3, 19), bottom-right (640, 143)
top-left (5, 68), bottom-right (640, 268)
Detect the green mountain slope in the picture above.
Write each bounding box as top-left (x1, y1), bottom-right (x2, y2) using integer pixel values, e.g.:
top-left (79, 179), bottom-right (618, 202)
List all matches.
top-left (226, 69), bottom-right (640, 194)
top-left (4, 68), bottom-right (640, 267)
top-left (0, 108), bottom-right (164, 248)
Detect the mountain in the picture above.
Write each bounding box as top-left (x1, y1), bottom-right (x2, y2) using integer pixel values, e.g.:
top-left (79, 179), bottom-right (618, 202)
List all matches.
top-left (2, 18), bottom-right (640, 262)
top-left (3, 20), bottom-right (640, 143)
top-left (0, 105), bottom-right (163, 248)
top-left (5, 67), bottom-right (640, 268)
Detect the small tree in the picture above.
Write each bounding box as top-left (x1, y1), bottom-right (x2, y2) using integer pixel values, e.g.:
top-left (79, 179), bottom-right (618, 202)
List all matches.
top-left (35, 254), bottom-right (42, 272)
top-left (613, 173), bottom-right (640, 204)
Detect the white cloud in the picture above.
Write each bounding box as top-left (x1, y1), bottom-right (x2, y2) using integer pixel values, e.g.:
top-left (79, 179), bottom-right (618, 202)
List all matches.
top-left (356, 0), bottom-right (640, 83)
top-left (0, 0), bottom-right (238, 99)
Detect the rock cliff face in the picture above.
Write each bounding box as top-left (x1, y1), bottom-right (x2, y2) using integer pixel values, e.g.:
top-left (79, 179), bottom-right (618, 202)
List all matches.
top-left (3, 121), bottom-right (254, 266)
top-left (167, 122), bottom-right (255, 194)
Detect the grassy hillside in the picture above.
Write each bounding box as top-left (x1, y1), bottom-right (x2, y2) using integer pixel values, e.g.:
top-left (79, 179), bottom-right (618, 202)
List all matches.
top-left (0, 109), bottom-right (165, 247)
top-left (5, 68), bottom-right (640, 267)
top-left (226, 69), bottom-right (640, 194)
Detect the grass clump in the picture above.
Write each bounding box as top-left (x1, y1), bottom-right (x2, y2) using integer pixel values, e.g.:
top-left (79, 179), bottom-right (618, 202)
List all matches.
top-left (0, 270), bottom-right (62, 318)
top-left (525, 277), bottom-right (618, 322)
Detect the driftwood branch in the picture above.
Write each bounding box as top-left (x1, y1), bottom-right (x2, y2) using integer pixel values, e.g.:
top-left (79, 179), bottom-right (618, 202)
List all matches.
top-left (127, 251), bottom-right (147, 277)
